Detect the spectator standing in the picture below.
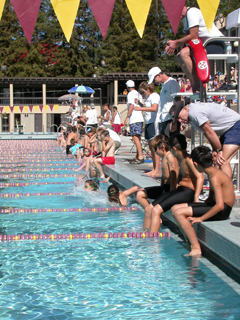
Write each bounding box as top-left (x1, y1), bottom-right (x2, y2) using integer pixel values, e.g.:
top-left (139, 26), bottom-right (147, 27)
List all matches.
top-left (124, 80), bottom-right (144, 164)
top-left (98, 103), bottom-right (112, 129)
top-left (112, 106), bottom-right (122, 135)
top-left (85, 105), bottom-right (98, 128)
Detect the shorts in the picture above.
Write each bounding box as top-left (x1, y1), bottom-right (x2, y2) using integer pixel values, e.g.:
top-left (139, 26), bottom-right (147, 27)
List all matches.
top-left (189, 202), bottom-right (232, 221)
top-left (145, 122), bottom-right (156, 141)
top-left (114, 124), bottom-right (121, 133)
top-left (101, 157), bottom-right (115, 165)
top-left (206, 41), bottom-right (225, 54)
top-left (130, 122), bottom-right (143, 137)
top-left (145, 184), bottom-right (170, 199)
top-left (158, 120), bottom-right (172, 137)
top-left (66, 145), bottom-right (72, 155)
top-left (220, 120), bottom-right (240, 146)
top-left (152, 186), bottom-right (195, 211)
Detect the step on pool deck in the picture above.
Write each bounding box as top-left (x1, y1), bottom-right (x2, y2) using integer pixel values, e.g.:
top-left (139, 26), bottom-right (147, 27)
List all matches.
top-left (104, 136), bottom-right (240, 273)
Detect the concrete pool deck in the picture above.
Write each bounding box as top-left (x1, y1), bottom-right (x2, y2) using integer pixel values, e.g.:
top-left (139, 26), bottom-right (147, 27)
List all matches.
top-left (103, 135), bottom-right (240, 274)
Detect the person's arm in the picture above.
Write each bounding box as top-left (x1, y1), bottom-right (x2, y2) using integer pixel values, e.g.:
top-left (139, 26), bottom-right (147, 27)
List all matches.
top-left (111, 111), bottom-right (116, 123)
top-left (187, 158), bottom-right (204, 202)
top-left (133, 103), bottom-right (158, 112)
top-left (166, 26), bottom-right (199, 55)
top-left (188, 176), bottom-right (225, 224)
top-left (121, 186), bottom-right (140, 197)
top-left (124, 104), bottom-right (134, 124)
top-left (75, 158), bottom-right (86, 171)
top-left (103, 140), bottom-right (114, 153)
top-left (201, 121), bottom-right (225, 166)
top-left (167, 154), bottom-right (178, 191)
top-left (101, 110), bottom-right (110, 121)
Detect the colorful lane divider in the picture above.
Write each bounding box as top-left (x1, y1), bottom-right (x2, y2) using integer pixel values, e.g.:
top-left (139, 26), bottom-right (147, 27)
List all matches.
top-left (0, 173), bottom-right (77, 179)
top-left (0, 167), bottom-right (77, 173)
top-left (0, 231), bottom-right (171, 242)
top-left (0, 181), bottom-right (74, 188)
top-left (0, 206), bottom-right (138, 214)
top-left (0, 191), bottom-right (71, 198)
top-left (0, 157), bottom-right (75, 161)
top-left (0, 162), bottom-right (79, 167)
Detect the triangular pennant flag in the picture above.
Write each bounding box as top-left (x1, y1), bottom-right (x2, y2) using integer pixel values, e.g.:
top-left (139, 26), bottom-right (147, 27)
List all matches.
top-left (54, 105), bottom-right (59, 112)
top-left (0, 107), bottom-right (3, 113)
top-left (49, 105), bottom-right (54, 111)
top-left (39, 105), bottom-right (43, 112)
top-left (19, 106), bottom-right (24, 113)
top-left (10, 107), bottom-right (14, 112)
top-left (24, 106), bottom-right (28, 113)
top-left (50, 0), bottom-right (80, 42)
top-left (88, 0), bottom-right (115, 39)
top-left (0, 0), bottom-right (6, 21)
top-left (5, 106), bottom-right (9, 113)
top-left (29, 106), bottom-right (33, 112)
top-left (125, 0), bottom-right (152, 38)
top-left (197, 0), bottom-right (220, 31)
top-left (44, 105), bottom-right (48, 112)
top-left (14, 106), bottom-right (19, 113)
top-left (162, 0), bottom-right (186, 34)
top-left (34, 106), bottom-right (39, 113)
top-left (10, 0), bottom-right (42, 43)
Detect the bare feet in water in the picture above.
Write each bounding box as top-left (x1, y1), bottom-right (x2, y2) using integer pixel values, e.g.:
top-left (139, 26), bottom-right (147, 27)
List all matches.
top-left (184, 248), bottom-right (202, 257)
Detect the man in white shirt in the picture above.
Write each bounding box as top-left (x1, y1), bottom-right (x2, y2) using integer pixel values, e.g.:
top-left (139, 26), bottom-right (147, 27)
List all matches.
top-left (148, 67), bottom-right (180, 137)
top-left (165, 6), bottom-right (224, 92)
top-left (85, 105), bottom-right (98, 128)
top-left (124, 80), bottom-right (144, 164)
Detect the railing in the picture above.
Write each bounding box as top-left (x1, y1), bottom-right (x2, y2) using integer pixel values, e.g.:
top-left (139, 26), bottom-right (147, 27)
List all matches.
top-left (118, 95), bottom-right (128, 104)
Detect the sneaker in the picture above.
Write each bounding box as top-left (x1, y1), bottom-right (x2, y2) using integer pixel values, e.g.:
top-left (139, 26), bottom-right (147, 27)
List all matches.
top-left (133, 158), bottom-right (145, 164)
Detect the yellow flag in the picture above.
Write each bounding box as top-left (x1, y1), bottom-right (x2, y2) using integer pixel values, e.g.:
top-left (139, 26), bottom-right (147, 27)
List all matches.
top-left (50, 0), bottom-right (80, 42)
top-left (4, 106), bottom-right (9, 113)
top-left (44, 105), bottom-right (48, 112)
top-left (125, 0), bottom-right (152, 38)
top-left (0, 0), bottom-right (6, 21)
top-left (197, 0), bottom-right (220, 31)
top-left (24, 106), bottom-right (28, 113)
top-left (54, 105), bottom-right (59, 112)
top-left (34, 106), bottom-right (39, 113)
top-left (14, 106), bottom-right (19, 113)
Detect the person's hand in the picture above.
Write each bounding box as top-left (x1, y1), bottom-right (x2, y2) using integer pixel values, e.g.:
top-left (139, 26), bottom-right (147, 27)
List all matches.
top-left (133, 106), bottom-right (140, 111)
top-left (194, 196), bottom-right (200, 203)
top-left (187, 216), bottom-right (202, 225)
top-left (124, 117), bottom-right (129, 125)
top-left (165, 40), bottom-right (177, 55)
top-left (216, 151), bottom-right (226, 166)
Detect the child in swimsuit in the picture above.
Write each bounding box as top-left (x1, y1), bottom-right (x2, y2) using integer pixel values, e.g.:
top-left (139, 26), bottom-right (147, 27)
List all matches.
top-left (107, 184), bottom-right (139, 206)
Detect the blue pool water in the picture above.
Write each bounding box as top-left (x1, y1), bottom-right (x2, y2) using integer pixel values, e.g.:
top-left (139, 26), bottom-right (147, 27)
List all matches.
top-left (0, 144), bottom-right (240, 319)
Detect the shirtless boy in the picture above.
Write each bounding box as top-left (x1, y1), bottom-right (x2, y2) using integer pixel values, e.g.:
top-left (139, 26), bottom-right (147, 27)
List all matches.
top-left (147, 134), bottom-right (204, 233)
top-left (91, 130), bottom-right (115, 178)
top-left (136, 135), bottom-right (178, 228)
top-left (172, 146), bottom-right (235, 257)
top-left (66, 127), bottom-right (78, 156)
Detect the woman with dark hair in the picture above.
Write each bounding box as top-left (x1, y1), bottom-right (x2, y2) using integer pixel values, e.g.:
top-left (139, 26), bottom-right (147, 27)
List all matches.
top-left (107, 184), bottom-right (139, 206)
top-left (98, 103), bottom-right (112, 129)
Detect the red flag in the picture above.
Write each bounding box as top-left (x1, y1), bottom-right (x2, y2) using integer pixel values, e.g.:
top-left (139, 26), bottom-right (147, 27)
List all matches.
top-left (29, 106), bottom-right (33, 112)
top-left (39, 105), bottom-right (43, 112)
top-left (10, 107), bottom-right (14, 112)
top-left (88, 0), bottom-right (115, 39)
top-left (19, 106), bottom-right (23, 113)
top-left (162, 0), bottom-right (186, 34)
top-left (49, 105), bottom-right (54, 111)
top-left (0, 107), bottom-right (3, 113)
top-left (10, 0), bottom-right (42, 43)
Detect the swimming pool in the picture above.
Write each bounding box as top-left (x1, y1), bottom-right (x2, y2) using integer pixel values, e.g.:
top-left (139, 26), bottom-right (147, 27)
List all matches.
top-left (0, 140), bottom-right (240, 319)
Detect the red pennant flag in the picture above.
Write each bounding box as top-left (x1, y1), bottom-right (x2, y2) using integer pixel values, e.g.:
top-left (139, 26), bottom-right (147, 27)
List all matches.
top-left (162, 0), bottom-right (186, 34)
top-left (19, 106), bottom-right (24, 113)
top-left (49, 105), bottom-right (54, 111)
top-left (88, 0), bottom-right (115, 39)
top-left (10, 0), bottom-right (42, 43)
top-left (29, 106), bottom-right (33, 112)
top-left (10, 107), bottom-right (14, 112)
top-left (0, 107), bottom-right (3, 113)
top-left (39, 105), bottom-right (43, 112)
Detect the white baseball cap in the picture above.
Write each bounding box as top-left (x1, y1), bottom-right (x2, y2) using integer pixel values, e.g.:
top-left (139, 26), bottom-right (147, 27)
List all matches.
top-left (126, 80), bottom-right (135, 88)
top-left (148, 66), bottom-right (162, 84)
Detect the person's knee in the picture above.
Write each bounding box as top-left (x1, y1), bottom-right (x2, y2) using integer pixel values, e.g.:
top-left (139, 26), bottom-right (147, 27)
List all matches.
top-left (177, 47), bottom-right (190, 63)
top-left (136, 190), bottom-right (146, 200)
top-left (145, 204), bottom-right (152, 216)
top-left (171, 205), bottom-right (179, 217)
top-left (152, 206), bottom-right (161, 218)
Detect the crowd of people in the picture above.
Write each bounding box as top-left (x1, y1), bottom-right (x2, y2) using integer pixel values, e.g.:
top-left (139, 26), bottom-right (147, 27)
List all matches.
top-left (56, 5), bottom-right (240, 257)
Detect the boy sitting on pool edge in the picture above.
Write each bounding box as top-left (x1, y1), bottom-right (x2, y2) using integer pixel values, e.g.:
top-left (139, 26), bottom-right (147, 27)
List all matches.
top-left (171, 146), bottom-right (235, 257)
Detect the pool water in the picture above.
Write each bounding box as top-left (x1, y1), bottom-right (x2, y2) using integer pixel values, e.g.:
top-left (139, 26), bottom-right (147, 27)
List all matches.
top-left (0, 141), bottom-right (240, 319)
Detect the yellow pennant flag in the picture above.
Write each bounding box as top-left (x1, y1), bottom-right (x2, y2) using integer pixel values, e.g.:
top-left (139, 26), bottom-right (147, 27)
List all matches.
top-left (125, 0), bottom-right (152, 38)
top-left (54, 105), bottom-right (59, 112)
top-left (50, 0), bottom-right (80, 42)
top-left (14, 106), bottom-right (19, 113)
top-left (24, 106), bottom-right (28, 113)
top-left (197, 0), bottom-right (220, 31)
top-left (4, 106), bottom-right (9, 113)
top-left (0, 0), bottom-right (6, 21)
top-left (44, 105), bottom-right (48, 112)
top-left (34, 106), bottom-right (39, 113)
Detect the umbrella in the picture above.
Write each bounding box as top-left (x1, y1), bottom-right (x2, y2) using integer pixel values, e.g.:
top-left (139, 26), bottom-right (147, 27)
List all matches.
top-left (68, 85), bottom-right (95, 94)
top-left (58, 94), bottom-right (82, 102)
